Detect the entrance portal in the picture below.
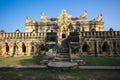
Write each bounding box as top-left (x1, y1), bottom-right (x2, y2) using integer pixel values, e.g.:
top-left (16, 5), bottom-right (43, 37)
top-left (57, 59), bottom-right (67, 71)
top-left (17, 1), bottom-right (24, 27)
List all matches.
top-left (62, 34), bottom-right (66, 38)
top-left (5, 43), bottom-right (9, 52)
top-left (102, 42), bottom-right (109, 52)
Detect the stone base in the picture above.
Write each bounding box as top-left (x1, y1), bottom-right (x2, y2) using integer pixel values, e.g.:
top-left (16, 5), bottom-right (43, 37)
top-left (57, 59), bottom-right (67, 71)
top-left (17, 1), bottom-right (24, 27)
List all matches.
top-left (48, 61), bottom-right (78, 68)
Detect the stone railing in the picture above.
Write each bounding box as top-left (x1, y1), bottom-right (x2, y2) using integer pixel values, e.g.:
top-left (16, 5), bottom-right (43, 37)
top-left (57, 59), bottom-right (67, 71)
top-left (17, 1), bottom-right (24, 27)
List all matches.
top-left (80, 31), bottom-right (120, 38)
top-left (0, 32), bottom-right (46, 39)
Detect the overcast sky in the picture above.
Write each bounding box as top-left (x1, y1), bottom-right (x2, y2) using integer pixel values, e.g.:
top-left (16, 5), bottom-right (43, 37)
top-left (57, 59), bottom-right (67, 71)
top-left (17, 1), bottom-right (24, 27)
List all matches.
top-left (0, 0), bottom-right (120, 32)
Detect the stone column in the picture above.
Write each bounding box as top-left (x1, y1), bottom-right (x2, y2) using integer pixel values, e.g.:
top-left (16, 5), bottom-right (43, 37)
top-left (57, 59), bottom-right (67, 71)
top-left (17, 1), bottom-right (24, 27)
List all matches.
top-left (1, 43), bottom-right (6, 56)
top-left (109, 41), bottom-right (113, 56)
top-left (26, 43), bottom-right (31, 56)
top-left (9, 42), bottom-right (14, 56)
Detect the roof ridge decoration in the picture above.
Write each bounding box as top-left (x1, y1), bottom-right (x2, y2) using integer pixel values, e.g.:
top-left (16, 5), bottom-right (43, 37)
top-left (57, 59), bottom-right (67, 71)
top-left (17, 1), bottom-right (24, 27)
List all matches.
top-left (93, 13), bottom-right (103, 22)
top-left (40, 12), bottom-right (48, 22)
top-left (57, 9), bottom-right (71, 32)
top-left (79, 11), bottom-right (88, 21)
top-left (26, 16), bottom-right (35, 23)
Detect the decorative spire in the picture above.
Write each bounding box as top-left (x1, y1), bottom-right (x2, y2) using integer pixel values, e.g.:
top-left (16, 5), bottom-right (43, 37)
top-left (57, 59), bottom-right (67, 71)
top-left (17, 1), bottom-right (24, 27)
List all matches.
top-left (26, 16), bottom-right (35, 23)
top-left (93, 13), bottom-right (103, 22)
top-left (40, 12), bottom-right (48, 22)
top-left (79, 11), bottom-right (88, 21)
top-left (57, 9), bottom-right (71, 32)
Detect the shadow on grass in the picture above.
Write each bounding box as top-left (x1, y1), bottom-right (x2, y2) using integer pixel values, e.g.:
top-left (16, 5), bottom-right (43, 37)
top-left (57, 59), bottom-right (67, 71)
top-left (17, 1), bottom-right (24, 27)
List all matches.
top-left (19, 56), bottom-right (44, 65)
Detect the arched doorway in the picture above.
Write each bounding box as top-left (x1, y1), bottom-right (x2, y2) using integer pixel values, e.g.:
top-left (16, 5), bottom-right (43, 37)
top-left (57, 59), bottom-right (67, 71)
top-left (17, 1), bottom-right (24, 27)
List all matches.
top-left (102, 42), bottom-right (109, 52)
top-left (82, 43), bottom-right (89, 52)
top-left (40, 44), bottom-right (45, 51)
top-left (102, 42), bottom-right (110, 55)
top-left (62, 33), bottom-right (66, 38)
top-left (22, 42), bottom-right (26, 53)
top-left (5, 43), bottom-right (9, 53)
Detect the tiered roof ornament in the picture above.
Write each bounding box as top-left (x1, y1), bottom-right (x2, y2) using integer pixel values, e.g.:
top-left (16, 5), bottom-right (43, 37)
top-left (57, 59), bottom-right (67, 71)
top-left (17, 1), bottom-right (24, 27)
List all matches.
top-left (40, 12), bottom-right (48, 22)
top-left (93, 13), bottom-right (103, 22)
top-left (57, 9), bottom-right (71, 32)
top-left (79, 11), bottom-right (88, 21)
top-left (26, 16), bottom-right (35, 23)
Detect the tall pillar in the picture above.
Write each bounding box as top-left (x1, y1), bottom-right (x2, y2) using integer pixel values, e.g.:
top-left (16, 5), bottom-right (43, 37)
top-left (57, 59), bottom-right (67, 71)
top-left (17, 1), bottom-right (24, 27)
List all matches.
top-left (9, 42), bottom-right (14, 56)
top-left (113, 40), bottom-right (117, 56)
top-left (109, 41), bottom-right (113, 56)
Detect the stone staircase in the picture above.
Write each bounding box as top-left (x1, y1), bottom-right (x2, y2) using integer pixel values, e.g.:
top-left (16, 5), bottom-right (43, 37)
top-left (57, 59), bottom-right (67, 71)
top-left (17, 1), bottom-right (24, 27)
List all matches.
top-left (55, 39), bottom-right (70, 61)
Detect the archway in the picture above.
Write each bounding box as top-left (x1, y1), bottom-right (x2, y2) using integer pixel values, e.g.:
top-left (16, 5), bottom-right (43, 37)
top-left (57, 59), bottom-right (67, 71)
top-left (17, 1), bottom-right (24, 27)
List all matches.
top-left (40, 44), bottom-right (45, 51)
top-left (22, 42), bottom-right (26, 53)
top-left (82, 43), bottom-right (89, 52)
top-left (102, 42), bottom-right (109, 52)
top-left (62, 33), bottom-right (66, 38)
top-left (5, 43), bottom-right (9, 52)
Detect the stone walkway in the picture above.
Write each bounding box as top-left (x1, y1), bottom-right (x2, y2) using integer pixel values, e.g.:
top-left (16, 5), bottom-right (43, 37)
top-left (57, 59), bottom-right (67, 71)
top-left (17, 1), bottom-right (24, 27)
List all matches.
top-left (79, 66), bottom-right (120, 69)
top-left (0, 65), bottom-right (120, 69)
top-left (0, 65), bottom-right (47, 69)
top-left (48, 62), bottom-right (78, 68)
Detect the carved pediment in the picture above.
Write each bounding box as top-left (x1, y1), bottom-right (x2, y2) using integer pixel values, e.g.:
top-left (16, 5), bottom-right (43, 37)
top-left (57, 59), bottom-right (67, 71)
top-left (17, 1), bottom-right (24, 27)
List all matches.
top-left (57, 9), bottom-right (71, 32)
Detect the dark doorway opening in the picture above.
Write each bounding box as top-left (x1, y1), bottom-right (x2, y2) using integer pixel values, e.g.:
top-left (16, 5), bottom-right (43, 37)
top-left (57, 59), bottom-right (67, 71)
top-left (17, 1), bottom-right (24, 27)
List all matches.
top-left (102, 42), bottom-right (109, 52)
top-left (82, 43), bottom-right (89, 52)
top-left (62, 34), bottom-right (66, 38)
top-left (5, 43), bottom-right (9, 52)
top-left (22, 43), bottom-right (26, 52)
top-left (41, 44), bottom-right (45, 51)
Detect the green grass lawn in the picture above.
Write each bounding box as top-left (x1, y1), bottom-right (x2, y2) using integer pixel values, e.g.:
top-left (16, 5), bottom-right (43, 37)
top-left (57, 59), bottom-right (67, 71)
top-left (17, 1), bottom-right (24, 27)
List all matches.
top-left (0, 56), bottom-right (120, 80)
top-left (0, 56), bottom-right (120, 66)
top-left (82, 56), bottom-right (120, 66)
top-left (0, 56), bottom-right (42, 66)
top-left (0, 69), bottom-right (120, 80)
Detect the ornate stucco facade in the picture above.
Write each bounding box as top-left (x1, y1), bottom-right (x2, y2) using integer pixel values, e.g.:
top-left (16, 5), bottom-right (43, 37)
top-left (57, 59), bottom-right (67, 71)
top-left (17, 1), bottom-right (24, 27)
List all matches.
top-left (0, 10), bottom-right (120, 57)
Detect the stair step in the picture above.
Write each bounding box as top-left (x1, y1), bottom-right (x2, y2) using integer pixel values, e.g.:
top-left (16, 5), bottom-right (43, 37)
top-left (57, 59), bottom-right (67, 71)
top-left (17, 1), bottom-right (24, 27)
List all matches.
top-left (55, 57), bottom-right (69, 61)
top-left (59, 53), bottom-right (69, 55)
top-left (57, 55), bottom-right (68, 58)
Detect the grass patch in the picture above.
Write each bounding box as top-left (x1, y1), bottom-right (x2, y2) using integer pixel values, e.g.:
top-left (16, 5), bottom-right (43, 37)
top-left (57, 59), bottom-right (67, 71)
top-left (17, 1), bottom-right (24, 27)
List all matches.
top-left (0, 56), bottom-right (120, 66)
top-left (0, 69), bottom-right (120, 80)
top-left (0, 56), bottom-right (43, 66)
top-left (82, 56), bottom-right (120, 66)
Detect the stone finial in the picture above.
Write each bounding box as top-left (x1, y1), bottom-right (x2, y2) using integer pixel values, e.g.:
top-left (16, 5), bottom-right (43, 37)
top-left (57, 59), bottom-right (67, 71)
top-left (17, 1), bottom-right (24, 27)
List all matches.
top-left (61, 9), bottom-right (67, 15)
top-left (26, 16), bottom-right (35, 23)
